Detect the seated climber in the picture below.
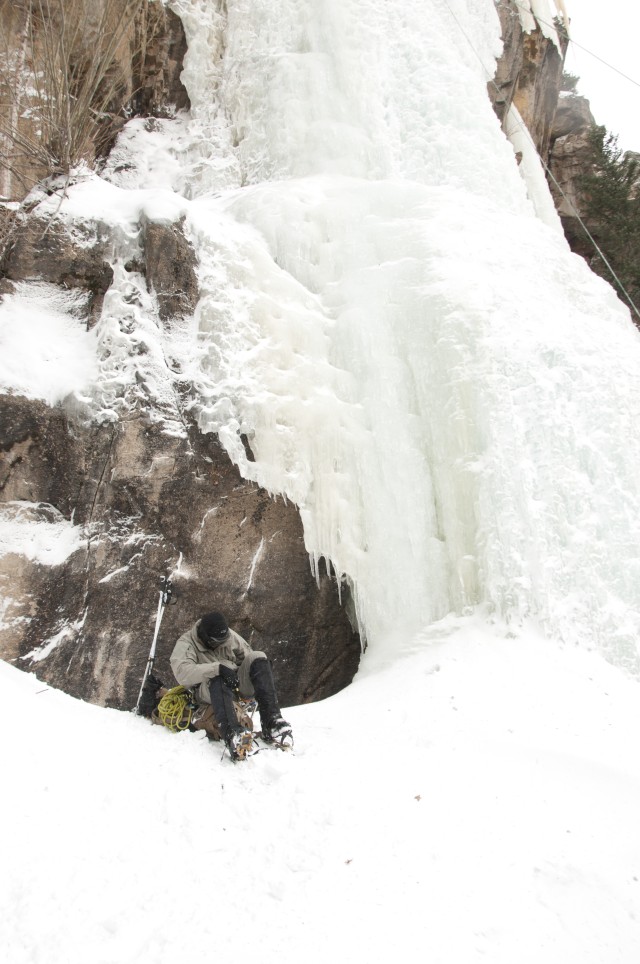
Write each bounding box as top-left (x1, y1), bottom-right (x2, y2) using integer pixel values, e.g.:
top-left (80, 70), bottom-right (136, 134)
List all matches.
top-left (170, 610), bottom-right (292, 760)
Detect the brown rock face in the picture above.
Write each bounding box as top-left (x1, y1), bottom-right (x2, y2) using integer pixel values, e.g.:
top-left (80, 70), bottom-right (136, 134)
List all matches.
top-left (0, 199), bottom-right (359, 711)
top-left (1, 217), bottom-right (114, 326)
top-left (491, 9), bottom-right (609, 269)
top-left (141, 215), bottom-right (199, 322)
top-left (0, 0), bottom-right (190, 202)
top-left (132, 4), bottom-right (191, 117)
top-left (551, 95), bottom-right (595, 140)
top-left (0, 396), bottom-right (81, 509)
top-left (490, 1), bottom-right (567, 158)
top-left (0, 394), bottom-right (360, 709)
top-left (489, 0), bottom-right (525, 128)
top-left (547, 95), bottom-right (597, 256)
top-left (511, 29), bottom-right (566, 159)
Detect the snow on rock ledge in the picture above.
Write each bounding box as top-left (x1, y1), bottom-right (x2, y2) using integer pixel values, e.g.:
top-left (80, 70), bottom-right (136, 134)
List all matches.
top-left (0, 501), bottom-right (86, 566)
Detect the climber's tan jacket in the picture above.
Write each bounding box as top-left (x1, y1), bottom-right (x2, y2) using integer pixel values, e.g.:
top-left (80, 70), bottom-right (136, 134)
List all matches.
top-left (170, 620), bottom-right (266, 703)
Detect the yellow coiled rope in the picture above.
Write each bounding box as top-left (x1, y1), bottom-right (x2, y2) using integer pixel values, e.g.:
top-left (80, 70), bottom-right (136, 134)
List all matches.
top-left (156, 686), bottom-right (192, 732)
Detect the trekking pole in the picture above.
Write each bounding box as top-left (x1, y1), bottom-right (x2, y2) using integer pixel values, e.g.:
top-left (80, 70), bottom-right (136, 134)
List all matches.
top-left (134, 575), bottom-right (175, 715)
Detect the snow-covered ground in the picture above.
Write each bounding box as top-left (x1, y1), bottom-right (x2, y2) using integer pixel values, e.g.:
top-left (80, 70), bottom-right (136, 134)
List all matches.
top-left (3, 618), bottom-right (640, 964)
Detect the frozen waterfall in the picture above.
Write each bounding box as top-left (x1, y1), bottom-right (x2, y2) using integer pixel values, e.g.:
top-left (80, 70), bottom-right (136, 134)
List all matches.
top-left (95, 0), bottom-right (640, 671)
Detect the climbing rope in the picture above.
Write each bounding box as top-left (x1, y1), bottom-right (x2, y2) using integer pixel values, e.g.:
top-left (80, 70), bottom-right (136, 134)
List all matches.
top-left (156, 686), bottom-right (192, 732)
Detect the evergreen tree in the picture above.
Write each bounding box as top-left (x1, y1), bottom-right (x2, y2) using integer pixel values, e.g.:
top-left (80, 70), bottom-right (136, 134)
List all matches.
top-left (578, 125), bottom-right (640, 320)
top-left (560, 72), bottom-right (579, 93)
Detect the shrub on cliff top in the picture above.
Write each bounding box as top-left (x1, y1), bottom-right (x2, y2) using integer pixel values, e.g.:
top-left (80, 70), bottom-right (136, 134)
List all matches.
top-left (0, 0), bottom-right (146, 198)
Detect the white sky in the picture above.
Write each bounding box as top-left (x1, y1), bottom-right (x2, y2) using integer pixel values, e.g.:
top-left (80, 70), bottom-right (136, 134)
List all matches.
top-left (564, 0), bottom-right (640, 151)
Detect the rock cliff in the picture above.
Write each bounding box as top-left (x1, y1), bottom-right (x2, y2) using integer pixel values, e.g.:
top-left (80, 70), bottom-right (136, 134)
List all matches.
top-left (0, 187), bottom-right (361, 707)
top-left (0, 0), bottom-right (359, 709)
top-left (0, 1), bottom-right (609, 711)
top-left (490, 0), bottom-right (568, 160)
top-left (547, 94), bottom-right (597, 257)
top-left (491, 6), bottom-right (622, 305)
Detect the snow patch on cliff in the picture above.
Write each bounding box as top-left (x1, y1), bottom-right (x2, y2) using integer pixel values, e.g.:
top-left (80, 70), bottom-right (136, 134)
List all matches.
top-left (0, 282), bottom-right (97, 405)
top-left (0, 502), bottom-right (85, 565)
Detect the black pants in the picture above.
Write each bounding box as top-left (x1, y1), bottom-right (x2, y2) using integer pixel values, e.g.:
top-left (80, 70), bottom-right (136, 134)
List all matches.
top-left (208, 658), bottom-right (282, 739)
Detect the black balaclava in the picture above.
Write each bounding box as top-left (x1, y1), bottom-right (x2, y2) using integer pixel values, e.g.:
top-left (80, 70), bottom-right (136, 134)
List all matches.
top-left (198, 611), bottom-right (229, 647)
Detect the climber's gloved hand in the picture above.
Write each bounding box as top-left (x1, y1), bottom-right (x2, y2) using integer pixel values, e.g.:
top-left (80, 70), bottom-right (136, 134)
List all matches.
top-left (219, 665), bottom-right (239, 691)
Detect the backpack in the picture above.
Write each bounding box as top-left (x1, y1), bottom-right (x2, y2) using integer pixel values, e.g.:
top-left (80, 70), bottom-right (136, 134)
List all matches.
top-left (150, 682), bottom-right (253, 741)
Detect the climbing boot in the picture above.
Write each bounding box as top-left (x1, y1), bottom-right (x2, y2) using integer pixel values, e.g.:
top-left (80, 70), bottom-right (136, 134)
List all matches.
top-left (250, 658), bottom-right (284, 723)
top-left (209, 677), bottom-right (254, 760)
top-left (262, 716), bottom-right (293, 747)
top-left (225, 727), bottom-right (254, 761)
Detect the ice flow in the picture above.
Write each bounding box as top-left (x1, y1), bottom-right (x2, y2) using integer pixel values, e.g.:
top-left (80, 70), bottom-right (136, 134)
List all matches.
top-left (108, 0), bottom-right (640, 670)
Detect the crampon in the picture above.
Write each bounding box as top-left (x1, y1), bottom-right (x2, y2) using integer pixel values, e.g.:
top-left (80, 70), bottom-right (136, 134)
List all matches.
top-left (224, 728), bottom-right (254, 762)
top-left (261, 718), bottom-right (294, 750)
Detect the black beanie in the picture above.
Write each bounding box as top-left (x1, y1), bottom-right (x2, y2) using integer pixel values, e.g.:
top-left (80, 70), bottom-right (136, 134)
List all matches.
top-left (198, 612), bottom-right (229, 645)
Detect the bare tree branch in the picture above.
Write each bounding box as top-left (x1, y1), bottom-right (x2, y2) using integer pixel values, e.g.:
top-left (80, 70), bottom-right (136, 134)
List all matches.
top-left (0, 0), bottom-right (152, 199)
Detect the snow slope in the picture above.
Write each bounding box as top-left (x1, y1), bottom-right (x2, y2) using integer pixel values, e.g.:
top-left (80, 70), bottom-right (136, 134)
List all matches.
top-left (3, 620), bottom-right (640, 964)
